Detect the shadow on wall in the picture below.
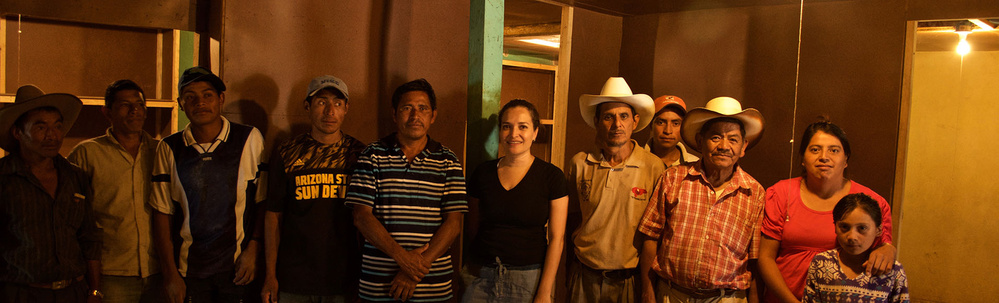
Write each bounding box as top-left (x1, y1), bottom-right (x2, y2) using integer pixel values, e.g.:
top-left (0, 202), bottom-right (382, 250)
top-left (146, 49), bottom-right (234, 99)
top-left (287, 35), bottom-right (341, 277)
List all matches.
top-left (282, 77), bottom-right (312, 145)
top-left (378, 75), bottom-right (410, 138)
top-left (226, 73), bottom-right (277, 144)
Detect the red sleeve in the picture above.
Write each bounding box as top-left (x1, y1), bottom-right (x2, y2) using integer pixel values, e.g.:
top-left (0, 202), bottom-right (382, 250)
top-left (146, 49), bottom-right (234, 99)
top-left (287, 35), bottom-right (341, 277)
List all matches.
top-left (638, 173), bottom-right (669, 239)
top-left (853, 182), bottom-right (893, 245)
top-left (762, 179), bottom-right (793, 241)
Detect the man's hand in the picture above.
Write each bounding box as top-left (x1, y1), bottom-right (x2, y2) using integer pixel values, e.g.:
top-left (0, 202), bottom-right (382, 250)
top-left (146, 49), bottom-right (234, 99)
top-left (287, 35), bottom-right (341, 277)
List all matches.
top-left (234, 242), bottom-right (259, 285)
top-left (164, 274), bottom-right (186, 303)
top-left (395, 244), bottom-right (430, 281)
top-left (865, 243), bottom-right (896, 276)
top-left (390, 272), bottom-right (419, 301)
top-left (260, 276), bottom-right (279, 303)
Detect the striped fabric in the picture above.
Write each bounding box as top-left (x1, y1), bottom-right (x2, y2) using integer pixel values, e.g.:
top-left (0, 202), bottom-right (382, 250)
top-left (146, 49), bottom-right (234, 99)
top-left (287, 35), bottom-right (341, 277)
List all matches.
top-left (346, 134), bottom-right (467, 302)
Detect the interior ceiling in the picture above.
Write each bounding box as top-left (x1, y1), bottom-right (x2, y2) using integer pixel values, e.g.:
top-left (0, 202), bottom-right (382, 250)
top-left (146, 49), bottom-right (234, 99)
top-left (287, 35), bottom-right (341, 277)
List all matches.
top-left (543, 0), bottom-right (801, 16)
top-left (506, 0), bottom-right (562, 27)
top-left (916, 19), bottom-right (999, 52)
top-left (504, 0), bottom-right (563, 61)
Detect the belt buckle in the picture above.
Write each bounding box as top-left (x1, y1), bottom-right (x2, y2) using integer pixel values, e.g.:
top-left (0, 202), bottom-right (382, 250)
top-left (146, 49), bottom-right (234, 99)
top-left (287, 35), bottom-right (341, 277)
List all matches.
top-left (50, 279), bottom-right (70, 290)
top-left (601, 270), bottom-right (613, 279)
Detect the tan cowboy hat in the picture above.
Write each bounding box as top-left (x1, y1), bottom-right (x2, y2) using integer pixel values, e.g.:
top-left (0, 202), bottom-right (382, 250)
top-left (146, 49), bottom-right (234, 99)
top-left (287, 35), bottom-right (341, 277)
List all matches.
top-left (681, 97), bottom-right (765, 151)
top-left (0, 85), bottom-right (83, 151)
top-left (579, 77), bottom-right (655, 132)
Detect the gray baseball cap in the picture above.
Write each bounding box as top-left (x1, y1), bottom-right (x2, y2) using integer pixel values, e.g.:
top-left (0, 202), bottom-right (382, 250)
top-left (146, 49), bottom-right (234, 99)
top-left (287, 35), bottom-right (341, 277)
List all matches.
top-left (307, 75), bottom-right (349, 100)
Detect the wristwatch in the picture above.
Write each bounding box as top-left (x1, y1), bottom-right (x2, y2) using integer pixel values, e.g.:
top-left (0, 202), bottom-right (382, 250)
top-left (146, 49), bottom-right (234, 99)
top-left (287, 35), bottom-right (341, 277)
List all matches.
top-left (90, 289), bottom-right (104, 298)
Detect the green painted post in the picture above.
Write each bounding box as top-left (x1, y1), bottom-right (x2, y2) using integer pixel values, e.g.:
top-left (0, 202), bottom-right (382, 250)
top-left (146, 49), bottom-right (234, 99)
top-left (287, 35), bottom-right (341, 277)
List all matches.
top-left (175, 30), bottom-right (196, 130)
top-left (467, 0), bottom-right (504, 171)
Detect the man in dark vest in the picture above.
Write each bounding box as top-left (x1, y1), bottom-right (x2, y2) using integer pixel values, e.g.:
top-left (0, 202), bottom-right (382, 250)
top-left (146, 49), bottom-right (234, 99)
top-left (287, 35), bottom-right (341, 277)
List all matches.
top-left (149, 67), bottom-right (267, 303)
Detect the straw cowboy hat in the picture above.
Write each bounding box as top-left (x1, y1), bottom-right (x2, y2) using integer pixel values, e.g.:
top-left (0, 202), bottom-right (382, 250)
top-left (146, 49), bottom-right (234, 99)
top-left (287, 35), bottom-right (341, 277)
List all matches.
top-left (579, 77), bottom-right (655, 132)
top-left (681, 97), bottom-right (765, 150)
top-left (0, 85), bottom-right (82, 151)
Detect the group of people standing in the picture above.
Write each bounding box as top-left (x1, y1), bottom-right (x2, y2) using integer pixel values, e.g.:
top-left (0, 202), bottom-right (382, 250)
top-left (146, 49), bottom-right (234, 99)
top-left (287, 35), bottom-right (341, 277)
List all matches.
top-left (0, 69), bottom-right (907, 303)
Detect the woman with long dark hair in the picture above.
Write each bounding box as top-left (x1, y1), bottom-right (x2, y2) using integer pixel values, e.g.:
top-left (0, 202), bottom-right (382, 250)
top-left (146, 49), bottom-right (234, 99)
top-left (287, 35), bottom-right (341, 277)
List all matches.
top-left (462, 100), bottom-right (569, 303)
top-left (758, 121), bottom-right (895, 303)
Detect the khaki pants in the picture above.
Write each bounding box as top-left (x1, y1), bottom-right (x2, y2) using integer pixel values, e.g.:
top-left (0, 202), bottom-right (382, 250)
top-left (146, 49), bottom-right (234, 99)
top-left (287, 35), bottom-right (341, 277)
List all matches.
top-left (655, 280), bottom-right (746, 303)
top-left (568, 261), bottom-right (638, 303)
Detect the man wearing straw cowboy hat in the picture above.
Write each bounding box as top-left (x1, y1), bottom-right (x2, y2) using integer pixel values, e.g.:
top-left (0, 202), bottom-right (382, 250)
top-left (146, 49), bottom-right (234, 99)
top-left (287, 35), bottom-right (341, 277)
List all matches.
top-left (566, 77), bottom-right (665, 302)
top-left (638, 97), bottom-right (767, 303)
top-left (0, 85), bottom-right (103, 302)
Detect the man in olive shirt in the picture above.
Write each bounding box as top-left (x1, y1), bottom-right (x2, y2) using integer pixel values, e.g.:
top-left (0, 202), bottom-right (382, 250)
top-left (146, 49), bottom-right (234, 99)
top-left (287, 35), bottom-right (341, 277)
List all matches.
top-left (0, 85), bottom-right (102, 302)
top-left (69, 80), bottom-right (164, 303)
top-left (566, 77), bottom-right (664, 302)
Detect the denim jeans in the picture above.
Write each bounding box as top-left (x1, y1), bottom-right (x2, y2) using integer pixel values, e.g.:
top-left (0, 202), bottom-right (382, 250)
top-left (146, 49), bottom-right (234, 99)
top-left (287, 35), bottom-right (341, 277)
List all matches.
top-left (461, 257), bottom-right (542, 303)
top-left (101, 274), bottom-right (165, 303)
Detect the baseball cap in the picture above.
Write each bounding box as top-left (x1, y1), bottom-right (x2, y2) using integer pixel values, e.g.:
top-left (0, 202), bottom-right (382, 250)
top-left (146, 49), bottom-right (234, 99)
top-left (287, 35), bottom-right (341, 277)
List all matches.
top-left (653, 95), bottom-right (687, 116)
top-left (307, 75), bottom-right (349, 100)
top-left (178, 66), bottom-right (226, 94)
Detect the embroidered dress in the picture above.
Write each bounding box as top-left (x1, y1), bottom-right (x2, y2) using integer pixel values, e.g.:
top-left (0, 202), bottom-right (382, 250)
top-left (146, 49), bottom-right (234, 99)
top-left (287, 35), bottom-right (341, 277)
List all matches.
top-left (803, 249), bottom-right (909, 303)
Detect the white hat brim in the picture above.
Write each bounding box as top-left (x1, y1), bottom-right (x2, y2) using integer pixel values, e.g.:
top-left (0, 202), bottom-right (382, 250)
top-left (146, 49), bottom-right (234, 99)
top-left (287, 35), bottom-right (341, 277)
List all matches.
top-left (579, 94), bottom-right (655, 132)
top-left (681, 108), bottom-right (765, 152)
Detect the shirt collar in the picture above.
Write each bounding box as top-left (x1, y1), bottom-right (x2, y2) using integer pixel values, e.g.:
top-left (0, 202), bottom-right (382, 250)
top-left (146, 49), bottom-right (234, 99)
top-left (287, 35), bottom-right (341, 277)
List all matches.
top-left (182, 116), bottom-right (231, 147)
top-left (104, 128), bottom-right (154, 149)
top-left (585, 139), bottom-right (646, 168)
top-left (643, 139), bottom-right (699, 165)
top-left (1, 153), bottom-right (73, 178)
top-left (382, 133), bottom-right (442, 157)
top-left (686, 160), bottom-right (754, 190)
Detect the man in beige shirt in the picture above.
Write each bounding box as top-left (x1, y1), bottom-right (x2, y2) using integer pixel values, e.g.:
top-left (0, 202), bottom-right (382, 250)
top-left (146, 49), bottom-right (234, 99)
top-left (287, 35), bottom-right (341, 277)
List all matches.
top-left (69, 79), bottom-right (164, 303)
top-left (566, 77), bottom-right (666, 302)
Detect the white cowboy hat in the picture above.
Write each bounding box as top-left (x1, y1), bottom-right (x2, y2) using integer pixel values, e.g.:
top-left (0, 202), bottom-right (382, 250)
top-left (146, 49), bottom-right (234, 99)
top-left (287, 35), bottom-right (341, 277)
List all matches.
top-left (681, 97), bottom-right (765, 151)
top-left (0, 85), bottom-right (83, 151)
top-left (579, 77), bottom-right (654, 132)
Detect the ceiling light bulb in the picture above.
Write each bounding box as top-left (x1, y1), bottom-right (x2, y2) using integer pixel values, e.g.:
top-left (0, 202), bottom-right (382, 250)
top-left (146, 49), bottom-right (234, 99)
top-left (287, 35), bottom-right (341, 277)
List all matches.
top-left (957, 38), bottom-right (971, 56)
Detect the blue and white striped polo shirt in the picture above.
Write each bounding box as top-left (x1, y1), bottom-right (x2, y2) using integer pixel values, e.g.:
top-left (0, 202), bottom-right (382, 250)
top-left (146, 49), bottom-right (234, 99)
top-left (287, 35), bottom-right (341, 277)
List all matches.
top-left (346, 134), bottom-right (467, 302)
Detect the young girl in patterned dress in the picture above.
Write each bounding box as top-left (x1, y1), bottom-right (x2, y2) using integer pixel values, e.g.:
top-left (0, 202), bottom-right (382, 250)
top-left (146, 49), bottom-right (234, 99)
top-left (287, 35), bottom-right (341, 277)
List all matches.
top-left (803, 193), bottom-right (909, 303)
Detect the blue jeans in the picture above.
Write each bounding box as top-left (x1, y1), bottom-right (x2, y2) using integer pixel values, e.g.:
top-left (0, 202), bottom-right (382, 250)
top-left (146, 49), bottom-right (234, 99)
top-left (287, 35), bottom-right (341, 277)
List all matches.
top-left (461, 257), bottom-right (542, 303)
top-left (277, 291), bottom-right (347, 303)
top-left (101, 274), bottom-right (165, 303)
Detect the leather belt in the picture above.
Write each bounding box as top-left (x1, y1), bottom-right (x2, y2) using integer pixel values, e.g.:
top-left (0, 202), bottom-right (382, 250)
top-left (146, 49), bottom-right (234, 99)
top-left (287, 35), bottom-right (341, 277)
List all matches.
top-left (668, 281), bottom-right (741, 299)
top-left (581, 263), bottom-right (638, 280)
top-left (27, 275), bottom-right (84, 290)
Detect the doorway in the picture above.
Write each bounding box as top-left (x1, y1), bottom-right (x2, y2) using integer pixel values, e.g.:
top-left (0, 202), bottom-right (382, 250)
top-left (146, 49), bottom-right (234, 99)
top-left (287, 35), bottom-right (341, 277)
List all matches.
top-left (895, 18), bottom-right (999, 302)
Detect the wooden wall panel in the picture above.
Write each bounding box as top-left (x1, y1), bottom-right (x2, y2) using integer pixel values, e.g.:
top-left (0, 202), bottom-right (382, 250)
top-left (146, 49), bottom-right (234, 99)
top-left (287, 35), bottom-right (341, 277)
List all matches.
top-left (0, 0), bottom-right (192, 30)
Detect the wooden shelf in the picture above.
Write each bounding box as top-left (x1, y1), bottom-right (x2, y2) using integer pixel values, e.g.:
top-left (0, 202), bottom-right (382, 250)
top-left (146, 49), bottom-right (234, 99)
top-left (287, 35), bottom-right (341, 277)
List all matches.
top-left (1, 95), bottom-right (177, 109)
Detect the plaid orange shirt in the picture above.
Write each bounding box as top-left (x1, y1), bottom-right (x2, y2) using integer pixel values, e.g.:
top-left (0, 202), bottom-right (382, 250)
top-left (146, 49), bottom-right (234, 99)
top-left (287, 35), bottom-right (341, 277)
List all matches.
top-left (638, 162), bottom-right (766, 290)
